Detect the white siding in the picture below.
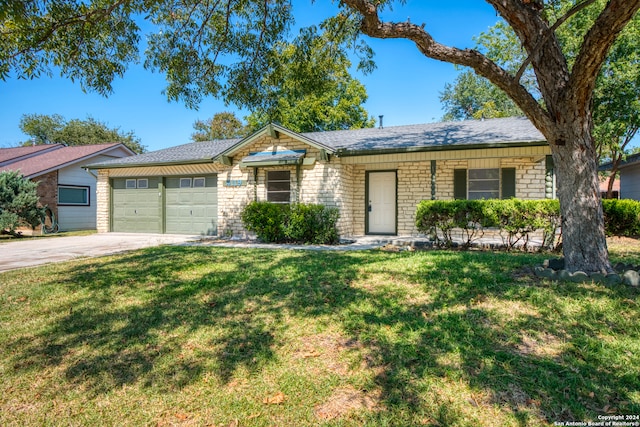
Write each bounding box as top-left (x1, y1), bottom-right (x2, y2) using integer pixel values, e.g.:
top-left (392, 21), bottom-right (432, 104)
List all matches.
top-left (58, 154), bottom-right (119, 231)
top-left (620, 166), bottom-right (640, 201)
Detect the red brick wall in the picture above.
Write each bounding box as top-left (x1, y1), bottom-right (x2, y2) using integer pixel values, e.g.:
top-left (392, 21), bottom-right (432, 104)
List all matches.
top-left (34, 170), bottom-right (58, 217)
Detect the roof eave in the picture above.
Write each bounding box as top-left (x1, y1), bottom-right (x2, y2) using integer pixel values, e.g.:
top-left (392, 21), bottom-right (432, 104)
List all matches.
top-left (85, 158), bottom-right (215, 169)
top-left (335, 140), bottom-right (548, 157)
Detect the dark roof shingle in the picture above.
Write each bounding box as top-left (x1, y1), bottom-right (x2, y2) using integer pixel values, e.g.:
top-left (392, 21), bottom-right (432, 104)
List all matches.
top-left (87, 139), bottom-right (241, 168)
top-left (0, 143), bottom-right (129, 177)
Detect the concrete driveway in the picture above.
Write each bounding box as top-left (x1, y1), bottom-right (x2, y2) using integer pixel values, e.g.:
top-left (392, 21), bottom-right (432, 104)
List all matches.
top-left (0, 233), bottom-right (201, 273)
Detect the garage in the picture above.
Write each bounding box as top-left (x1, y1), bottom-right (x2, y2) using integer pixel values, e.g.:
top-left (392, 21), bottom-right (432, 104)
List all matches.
top-left (111, 175), bottom-right (218, 235)
top-left (165, 175), bottom-right (218, 235)
top-left (111, 177), bottom-right (162, 233)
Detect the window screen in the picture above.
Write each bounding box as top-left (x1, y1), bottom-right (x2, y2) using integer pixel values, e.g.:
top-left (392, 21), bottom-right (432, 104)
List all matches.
top-left (58, 186), bottom-right (89, 206)
top-left (468, 169), bottom-right (500, 200)
top-left (267, 171), bottom-right (290, 203)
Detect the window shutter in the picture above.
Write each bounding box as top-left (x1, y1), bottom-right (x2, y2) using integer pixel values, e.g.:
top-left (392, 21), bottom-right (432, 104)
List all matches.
top-left (453, 169), bottom-right (467, 200)
top-left (501, 168), bottom-right (516, 199)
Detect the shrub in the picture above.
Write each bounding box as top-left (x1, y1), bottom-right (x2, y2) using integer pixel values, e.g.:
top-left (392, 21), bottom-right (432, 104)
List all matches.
top-left (285, 203), bottom-right (340, 244)
top-left (416, 198), bottom-right (561, 251)
top-left (0, 170), bottom-right (45, 237)
top-left (602, 199), bottom-right (640, 237)
top-left (241, 201), bottom-right (340, 244)
top-left (241, 201), bottom-right (287, 242)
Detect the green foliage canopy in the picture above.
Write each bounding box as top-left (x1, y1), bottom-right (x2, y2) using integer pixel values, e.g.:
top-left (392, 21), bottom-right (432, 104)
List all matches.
top-left (19, 114), bottom-right (146, 153)
top-left (439, 2), bottom-right (640, 168)
top-left (191, 112), bottom-right (248, 141)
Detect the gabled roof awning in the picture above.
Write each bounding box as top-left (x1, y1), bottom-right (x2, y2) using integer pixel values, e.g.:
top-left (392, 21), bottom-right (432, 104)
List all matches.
top-left (239, 150), bottom-right (308, 168)
top-left (213, 123), bottom-right (336, 164)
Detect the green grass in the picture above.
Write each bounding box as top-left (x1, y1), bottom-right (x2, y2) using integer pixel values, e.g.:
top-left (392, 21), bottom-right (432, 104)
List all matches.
top-left (0, 244), bottom-right (639, 426)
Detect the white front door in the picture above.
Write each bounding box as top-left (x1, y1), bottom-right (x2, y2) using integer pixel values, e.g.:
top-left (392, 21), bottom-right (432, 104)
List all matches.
top-left (368, 171), bottom-right (396, 234)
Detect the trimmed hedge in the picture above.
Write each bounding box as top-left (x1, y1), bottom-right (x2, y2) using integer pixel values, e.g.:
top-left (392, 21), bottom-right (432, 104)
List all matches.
top-left (241, 201), bottom-right (340, 244)
top-left (416, 199), bottom-right (561, 250)
top-left (602, 199), bottom-right (640, 237)
top-left (416, 198), bottom-right (640, 250)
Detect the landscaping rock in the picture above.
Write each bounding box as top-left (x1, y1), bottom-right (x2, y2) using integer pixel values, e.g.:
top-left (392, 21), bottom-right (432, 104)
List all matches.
top-left (605, 273), bottom-right (622, 286)
top-left (557, 270), bottom-right (572, 281)
top-left (544, 258), bottom-right (565, 270)
top-left (622, 270), bottom-right (640, 287)
top-left (589, 273), bottom-right (606, 284)
top-left (570, 271), bottom-right (589, 283)
top-left (536, 267), bottom-right (556, 279)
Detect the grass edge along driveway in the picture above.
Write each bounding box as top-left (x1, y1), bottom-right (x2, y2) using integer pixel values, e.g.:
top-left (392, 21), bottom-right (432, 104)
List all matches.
top-left (1, 244), bottom-right (639, 426)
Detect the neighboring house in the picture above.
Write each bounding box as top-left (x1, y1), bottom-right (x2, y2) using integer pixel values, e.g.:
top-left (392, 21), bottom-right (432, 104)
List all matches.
top-left (88, 117), bottom-right (553, 238)
top-left (0, 143), bottom-right (135, 231)
top-left (599, 176), bottom-right (620, 199)
top-left (600, 153), bottom-right (640, 201)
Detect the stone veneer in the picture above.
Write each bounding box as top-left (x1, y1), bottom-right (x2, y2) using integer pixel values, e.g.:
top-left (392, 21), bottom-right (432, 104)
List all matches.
top-left (96, 170), bottom-right (110, 233)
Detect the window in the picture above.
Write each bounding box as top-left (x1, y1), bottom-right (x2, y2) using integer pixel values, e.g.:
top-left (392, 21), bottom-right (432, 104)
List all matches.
top-left (193, 177), bottom-right (206, 188)
top-left (58, 185), bottom-right (89, 206)
top-left (468, 169), bottom-right (499, 200)
top-left (267, 170), bottom-right (290, 203)
top-left (137, 178), bottom-right (149, 189)
top-left (454, 168), bottom-right (516, 200)
top-left (180, 178), bottom-right (192, 188)
top-left (126, 179), bottom-right (137, 189)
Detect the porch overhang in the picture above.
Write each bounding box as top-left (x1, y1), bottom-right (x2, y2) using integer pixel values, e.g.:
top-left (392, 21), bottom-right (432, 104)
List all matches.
top-left (239, 150), bottom-right (309, 168)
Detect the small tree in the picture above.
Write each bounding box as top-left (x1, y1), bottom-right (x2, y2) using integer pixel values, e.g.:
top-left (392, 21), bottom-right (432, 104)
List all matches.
top-left (0, 171), bottom-right (45, 237)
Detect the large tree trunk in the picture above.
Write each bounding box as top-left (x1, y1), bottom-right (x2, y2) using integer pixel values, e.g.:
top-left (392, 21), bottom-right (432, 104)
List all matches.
top-left (549, 121), bottom-right (612, 273)
top-left (343, 0), bottom-right (640, 274)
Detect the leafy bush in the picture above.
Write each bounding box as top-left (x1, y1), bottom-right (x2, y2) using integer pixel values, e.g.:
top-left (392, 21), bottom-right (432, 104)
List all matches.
top-left (241, 201), bottom-right (287, 243)
top-left (602, 199), bottom-right (640, 237)
top-left (241, 201), bottom-right (340, 244)
top-left (285, 203), bottom-right (340, 244)
top-left (416, 199), bottom-right (561, 251)
top-left (0, 170), bottom-right (45, 236)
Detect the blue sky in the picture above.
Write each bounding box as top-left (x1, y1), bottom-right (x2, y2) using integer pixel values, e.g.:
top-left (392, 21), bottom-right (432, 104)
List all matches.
top-left (0, 1), bottom-right (501, 151)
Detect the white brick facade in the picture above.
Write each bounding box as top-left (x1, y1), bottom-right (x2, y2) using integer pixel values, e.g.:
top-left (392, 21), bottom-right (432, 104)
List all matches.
top-left (95, 124), bottom-right (552, 238)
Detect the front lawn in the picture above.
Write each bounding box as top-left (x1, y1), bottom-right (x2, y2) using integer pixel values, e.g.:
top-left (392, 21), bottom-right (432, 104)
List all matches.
top-left (1, 244), bottom-right (638, 426)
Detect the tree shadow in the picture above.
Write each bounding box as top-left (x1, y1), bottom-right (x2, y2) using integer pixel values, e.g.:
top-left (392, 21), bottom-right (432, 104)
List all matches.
top-left (5, 246), bottom-right (639, 424)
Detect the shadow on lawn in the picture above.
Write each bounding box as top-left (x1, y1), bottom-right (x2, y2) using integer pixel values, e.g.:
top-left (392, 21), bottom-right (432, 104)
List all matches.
top-left (7, 246), bottom-right (640, 424)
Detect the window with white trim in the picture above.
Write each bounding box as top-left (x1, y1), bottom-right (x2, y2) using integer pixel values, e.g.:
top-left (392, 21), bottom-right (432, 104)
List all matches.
top-left (267, 170), bottom-right (291, 203)
top-left (193, 177), bottom-right (206, 188)
top-left (58, 185), bottom-right (89, 206)
top-left (137, 178), bottom-right (149, 189)
top-left (180, 177), bottom-right (192, 188)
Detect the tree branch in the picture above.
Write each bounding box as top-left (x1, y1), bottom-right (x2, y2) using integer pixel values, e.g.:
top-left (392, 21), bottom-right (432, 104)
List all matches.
top-left (569, 0), bottom-right (640, 114)
top-left (342, 0), bottom-right (553, 134)
top-left (514, 0), bottom-right (598, 83)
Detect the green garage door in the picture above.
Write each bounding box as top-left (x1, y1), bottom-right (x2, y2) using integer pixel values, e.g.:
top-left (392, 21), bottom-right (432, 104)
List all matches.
top-left (165, 175), bottom-right (218, 235)
top-left (112, 177), bottom-right (162, 233)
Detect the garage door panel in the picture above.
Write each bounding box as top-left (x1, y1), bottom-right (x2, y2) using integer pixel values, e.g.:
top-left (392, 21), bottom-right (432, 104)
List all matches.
top-left (112, 175), bottom-right (216, 235)
top-left (165, 174), bottom-right (218, 235)
top-left (111, 178), bottom-right (161, 233)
